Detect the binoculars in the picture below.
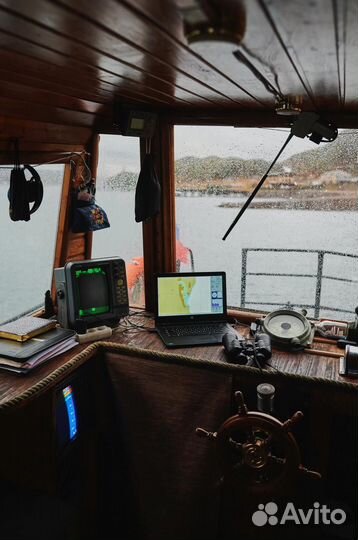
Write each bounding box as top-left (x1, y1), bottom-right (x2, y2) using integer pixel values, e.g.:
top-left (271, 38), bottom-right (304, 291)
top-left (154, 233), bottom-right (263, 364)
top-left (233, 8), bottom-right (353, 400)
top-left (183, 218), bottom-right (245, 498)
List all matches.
top-left (222, 331), bottom-right (272, 367)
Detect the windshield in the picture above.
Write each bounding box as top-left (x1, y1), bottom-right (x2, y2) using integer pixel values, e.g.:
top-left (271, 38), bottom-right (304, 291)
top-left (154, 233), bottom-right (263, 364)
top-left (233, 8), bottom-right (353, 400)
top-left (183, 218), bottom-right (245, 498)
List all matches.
top-left (0, 165), bottom-right (64, 323)
top-left (174, 126), bottom-right (358, 321)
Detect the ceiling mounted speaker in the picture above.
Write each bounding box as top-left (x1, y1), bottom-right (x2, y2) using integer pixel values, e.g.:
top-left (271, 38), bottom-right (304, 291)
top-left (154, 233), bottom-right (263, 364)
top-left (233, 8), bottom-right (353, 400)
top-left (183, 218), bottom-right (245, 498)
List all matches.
top-left (179, 0), bottom-right (246, 46)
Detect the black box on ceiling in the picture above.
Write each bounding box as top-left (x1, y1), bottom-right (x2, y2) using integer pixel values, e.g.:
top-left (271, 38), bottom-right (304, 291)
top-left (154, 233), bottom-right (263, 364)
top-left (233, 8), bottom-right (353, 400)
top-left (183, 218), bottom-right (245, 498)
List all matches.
top-left (114, 105), bottom-right (157, 138)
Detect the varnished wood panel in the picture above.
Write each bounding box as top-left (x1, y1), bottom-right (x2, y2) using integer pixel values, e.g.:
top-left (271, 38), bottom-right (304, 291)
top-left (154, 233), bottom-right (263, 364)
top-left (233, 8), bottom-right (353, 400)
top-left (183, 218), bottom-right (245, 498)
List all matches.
top-left (255, 0), bottom-right (340, 110)
top-left (0, 141), bottom-right (86, 165)
top-left (0, 79), bottom-right (108, 116)
top-left (0, 313), bottom-right (356, 411)
top-left (0, 117), bottom-right (92, 149)
top-left (0, 95), bottom-right (99, 128)
top-left (0, 62), bottom-right (110, 106)
top-left (0, 0), bottom-right (355, 144)
top-left (121, 0), bottom-right (269, 107)
top-left (52, 163), bottom-right (72, 282)
top-left (56, 0), bottom-right (259, 105)
top-left (0, 27), bottom-right (214, 108)
top-left (0, 151), bottom-right (85, 166)
top-left (0, 0), bottom-right (256, 106)
top-left (0, 47), bottom-right (178, 109)
top-left (66, 234), bottom-right (87, 259)
top-left (0, 142), bottom-right (85, 153)
top-left (142, 120), bottom-right (176, 310)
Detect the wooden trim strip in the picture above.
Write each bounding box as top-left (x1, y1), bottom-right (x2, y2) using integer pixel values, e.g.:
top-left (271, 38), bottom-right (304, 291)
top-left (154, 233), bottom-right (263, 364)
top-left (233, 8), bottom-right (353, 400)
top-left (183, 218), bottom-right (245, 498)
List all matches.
top-left (51, 162), bottom-right (72, 298)
top-left (165, 109), bottom-right (358, 128)
top-left (161, 120), bottom-right (176, 273)
top-left (142, 118), bottom-right (176, 310)
top-left (85, 134), bottom-right (100, 259)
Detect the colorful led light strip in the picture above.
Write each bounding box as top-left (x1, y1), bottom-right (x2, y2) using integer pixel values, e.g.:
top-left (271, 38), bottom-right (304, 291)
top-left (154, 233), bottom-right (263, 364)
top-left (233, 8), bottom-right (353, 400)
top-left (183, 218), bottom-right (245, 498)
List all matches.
top-left (62, 385), bottom-right (78, 440)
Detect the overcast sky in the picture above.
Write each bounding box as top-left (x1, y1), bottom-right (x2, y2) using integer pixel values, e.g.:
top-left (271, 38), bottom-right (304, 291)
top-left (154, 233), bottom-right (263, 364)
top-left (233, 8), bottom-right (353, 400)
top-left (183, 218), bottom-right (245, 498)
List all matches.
top-left (97, 126), bottom-right (316, 180)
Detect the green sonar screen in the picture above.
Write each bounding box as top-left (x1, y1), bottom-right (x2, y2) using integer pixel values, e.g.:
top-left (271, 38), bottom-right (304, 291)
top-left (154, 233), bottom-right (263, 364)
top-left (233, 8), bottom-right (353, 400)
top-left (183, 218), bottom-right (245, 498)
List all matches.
top-left (75, 267), bottom-right (109, 317)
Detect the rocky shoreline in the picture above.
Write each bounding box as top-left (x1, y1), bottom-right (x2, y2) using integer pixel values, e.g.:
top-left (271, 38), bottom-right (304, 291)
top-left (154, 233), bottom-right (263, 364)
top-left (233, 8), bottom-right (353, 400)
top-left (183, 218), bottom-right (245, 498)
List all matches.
top-left (219, 197), bottom-right (357, 211)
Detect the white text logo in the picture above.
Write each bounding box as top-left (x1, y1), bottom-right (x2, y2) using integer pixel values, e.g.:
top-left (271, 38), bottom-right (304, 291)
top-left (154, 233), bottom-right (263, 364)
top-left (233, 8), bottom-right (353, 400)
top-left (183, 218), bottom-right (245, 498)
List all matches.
top-left (252, 502), bottom-right (346, 527)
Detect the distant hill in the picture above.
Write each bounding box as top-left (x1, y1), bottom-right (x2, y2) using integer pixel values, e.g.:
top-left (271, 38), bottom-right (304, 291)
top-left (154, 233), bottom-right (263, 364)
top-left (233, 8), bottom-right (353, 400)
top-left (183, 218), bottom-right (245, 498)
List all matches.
top-left (102, 170), bottom-right (137, 190)
top-left (283, 131), bottom-right (358, 176)
top-left (175, 155), bottom-right (270, 182)
top-left (175, 131), bottom-right (358, 183)
top-left (3, 131), bottom-right (355, 189)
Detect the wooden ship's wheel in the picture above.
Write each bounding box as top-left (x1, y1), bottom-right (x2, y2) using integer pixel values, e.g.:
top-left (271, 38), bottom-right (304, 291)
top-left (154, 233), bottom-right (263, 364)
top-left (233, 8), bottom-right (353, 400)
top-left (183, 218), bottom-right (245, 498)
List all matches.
top-left (197, 391), bottom-right (320, 496)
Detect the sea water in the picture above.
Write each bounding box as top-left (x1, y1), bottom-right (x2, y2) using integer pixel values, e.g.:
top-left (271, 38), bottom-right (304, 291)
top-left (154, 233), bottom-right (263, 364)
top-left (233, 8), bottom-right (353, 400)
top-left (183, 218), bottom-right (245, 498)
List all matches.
top-left (1, 187), bottom-right (357, 323)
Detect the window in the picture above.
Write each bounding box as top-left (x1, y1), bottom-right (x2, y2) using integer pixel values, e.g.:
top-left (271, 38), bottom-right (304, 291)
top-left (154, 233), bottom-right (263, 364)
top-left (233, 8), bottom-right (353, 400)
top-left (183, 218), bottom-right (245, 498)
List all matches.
top-left (91, 135), bottom-right (144, 306)
top-left (175, 126), bottom-right (358, 320)
top-left (0, 165), bottom-right (64, 323)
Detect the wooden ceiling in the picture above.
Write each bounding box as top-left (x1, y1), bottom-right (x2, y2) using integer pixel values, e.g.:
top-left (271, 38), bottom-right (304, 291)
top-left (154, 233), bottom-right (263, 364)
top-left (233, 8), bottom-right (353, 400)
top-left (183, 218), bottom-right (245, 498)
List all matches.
top-left (0, 0), bottom-right (357, 159)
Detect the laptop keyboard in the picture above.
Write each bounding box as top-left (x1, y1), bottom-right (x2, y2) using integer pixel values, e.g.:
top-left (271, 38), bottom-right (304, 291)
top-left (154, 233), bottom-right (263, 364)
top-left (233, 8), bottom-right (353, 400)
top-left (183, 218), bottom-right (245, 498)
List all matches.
top-left (163, 323), bottom-right (227, 337)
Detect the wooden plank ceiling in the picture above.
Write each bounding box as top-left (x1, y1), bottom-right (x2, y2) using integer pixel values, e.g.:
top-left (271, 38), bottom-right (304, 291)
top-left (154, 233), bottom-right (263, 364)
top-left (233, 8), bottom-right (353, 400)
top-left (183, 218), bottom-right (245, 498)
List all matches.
top-left (0, 0), bottom-right (357, 159)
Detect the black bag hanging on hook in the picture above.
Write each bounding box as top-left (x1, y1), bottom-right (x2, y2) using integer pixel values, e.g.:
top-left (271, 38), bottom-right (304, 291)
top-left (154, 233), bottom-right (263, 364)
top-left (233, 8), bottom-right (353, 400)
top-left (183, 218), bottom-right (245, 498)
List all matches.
top-left (135, 140), bottom-right (161, 222)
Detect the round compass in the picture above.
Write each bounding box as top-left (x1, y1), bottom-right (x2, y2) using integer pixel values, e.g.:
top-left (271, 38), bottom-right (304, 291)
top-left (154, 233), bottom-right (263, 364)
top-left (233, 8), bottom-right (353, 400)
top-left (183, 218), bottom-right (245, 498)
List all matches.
top-left (262, 309), bottom-right (313, 347)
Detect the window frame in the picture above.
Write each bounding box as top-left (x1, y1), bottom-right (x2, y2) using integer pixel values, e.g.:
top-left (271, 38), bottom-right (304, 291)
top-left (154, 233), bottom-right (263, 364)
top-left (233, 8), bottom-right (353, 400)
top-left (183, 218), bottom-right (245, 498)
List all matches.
top-left (149, 115), bottom-right (358, 320)
top-left (98, 113), bottom-right (357, 318)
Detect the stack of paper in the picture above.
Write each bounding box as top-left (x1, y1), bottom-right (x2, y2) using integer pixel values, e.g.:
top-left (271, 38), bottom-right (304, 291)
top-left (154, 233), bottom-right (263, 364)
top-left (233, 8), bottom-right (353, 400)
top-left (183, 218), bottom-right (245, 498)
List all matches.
top-left (0, 327), bottom-right (78, 375)
top-left (0, 338), bottom-right (78, 374)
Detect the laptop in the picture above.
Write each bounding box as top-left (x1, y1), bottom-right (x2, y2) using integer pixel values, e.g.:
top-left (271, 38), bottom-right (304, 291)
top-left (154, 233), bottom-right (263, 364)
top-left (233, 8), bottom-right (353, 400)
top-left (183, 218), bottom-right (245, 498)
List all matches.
top-left (155, 271), bottom-right (232, 348)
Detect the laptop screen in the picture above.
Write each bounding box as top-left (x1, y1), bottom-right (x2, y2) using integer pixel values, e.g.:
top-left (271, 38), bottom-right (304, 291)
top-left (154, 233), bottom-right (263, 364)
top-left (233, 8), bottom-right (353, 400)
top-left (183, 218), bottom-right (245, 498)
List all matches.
top-left (156, 272), bottom-right (227, 320)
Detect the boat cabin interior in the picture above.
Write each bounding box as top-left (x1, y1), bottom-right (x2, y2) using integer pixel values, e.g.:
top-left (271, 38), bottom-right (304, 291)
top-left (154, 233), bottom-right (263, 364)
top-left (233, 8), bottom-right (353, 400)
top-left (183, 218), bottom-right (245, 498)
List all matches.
top-left (0, 1), bottom-right (357, 539)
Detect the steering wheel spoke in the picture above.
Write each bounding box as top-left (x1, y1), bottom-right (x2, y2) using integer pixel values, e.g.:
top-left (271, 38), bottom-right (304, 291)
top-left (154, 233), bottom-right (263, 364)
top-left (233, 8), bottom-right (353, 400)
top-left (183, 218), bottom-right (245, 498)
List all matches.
top-left (197, 392), bottom-right (320, 495)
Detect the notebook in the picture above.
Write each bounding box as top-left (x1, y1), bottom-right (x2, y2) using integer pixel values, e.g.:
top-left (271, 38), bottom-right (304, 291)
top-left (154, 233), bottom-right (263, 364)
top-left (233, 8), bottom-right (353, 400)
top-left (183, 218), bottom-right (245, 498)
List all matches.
top-left (155, 271), bottom-right (232, 348)
top-left (0, 316), bottom-right (57, 342)
top-left (0, 327), bottom-right (76, 361)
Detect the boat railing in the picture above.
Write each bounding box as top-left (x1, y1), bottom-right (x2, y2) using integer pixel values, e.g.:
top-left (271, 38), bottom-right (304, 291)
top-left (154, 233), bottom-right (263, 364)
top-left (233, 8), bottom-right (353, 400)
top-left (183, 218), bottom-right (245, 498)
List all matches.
top-left (241, 248), bottom-right (358, 318)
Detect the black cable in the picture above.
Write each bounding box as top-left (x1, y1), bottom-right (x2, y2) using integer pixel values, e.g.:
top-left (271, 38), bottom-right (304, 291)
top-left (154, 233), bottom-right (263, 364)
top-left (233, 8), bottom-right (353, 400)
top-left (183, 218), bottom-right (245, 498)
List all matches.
top-left (222, 131), bottom-right (293, 240)
top-left (232, 318), bottom-right (251, 330)
top-left (252, 348), bottom-right (263, 372)
top-left (233, 49), bottom-right (283, 99)
top-left (240, 43), bottom-right (283, 97)
top-left (114, 313), bottom-right (156, 333)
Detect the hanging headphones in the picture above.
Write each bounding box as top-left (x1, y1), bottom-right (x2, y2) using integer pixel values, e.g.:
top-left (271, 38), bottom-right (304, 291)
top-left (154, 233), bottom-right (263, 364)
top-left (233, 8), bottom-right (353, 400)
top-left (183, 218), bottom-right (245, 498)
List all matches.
top-left (8, 164), bottom-right (44, 221)
top-left (8, 138), bottom-right (44, 222)
top-left (23, 164), bottom-right (44, 214)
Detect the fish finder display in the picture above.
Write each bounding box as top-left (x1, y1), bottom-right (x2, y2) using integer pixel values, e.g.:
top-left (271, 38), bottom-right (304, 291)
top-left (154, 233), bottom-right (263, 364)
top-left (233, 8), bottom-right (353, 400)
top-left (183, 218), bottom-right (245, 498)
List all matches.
top-left (75, 267), bottom-right (110, 318)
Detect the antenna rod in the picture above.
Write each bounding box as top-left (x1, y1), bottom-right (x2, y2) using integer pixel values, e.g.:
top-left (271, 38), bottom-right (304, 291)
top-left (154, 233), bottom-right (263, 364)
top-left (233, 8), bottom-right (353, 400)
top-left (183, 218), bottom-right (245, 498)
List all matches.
top-left (222, 131), bottom-right (293, 241)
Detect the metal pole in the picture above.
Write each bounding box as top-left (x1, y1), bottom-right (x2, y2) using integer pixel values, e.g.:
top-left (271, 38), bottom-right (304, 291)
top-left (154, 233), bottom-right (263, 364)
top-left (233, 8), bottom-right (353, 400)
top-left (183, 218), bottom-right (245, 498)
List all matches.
top-left (314, 252), bottom-right (324, 318)
top-left (241, 249), bottom-right (248, 308)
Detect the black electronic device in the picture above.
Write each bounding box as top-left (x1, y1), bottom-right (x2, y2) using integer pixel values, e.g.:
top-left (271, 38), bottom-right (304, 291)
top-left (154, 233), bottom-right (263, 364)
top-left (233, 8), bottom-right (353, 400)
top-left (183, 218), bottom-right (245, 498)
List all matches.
top-left (155, 271), bottom-right (232, 347)
top-left (54, 257), bottom-right (129, 330)
top-left (291, 111), bottom-right (338, 144)
top-left (222, 330), bottom-right (271, 368)
top-left (339, 345), bottom-right (358, 378)
top-left (114, 105), bottom-right (157, 137)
